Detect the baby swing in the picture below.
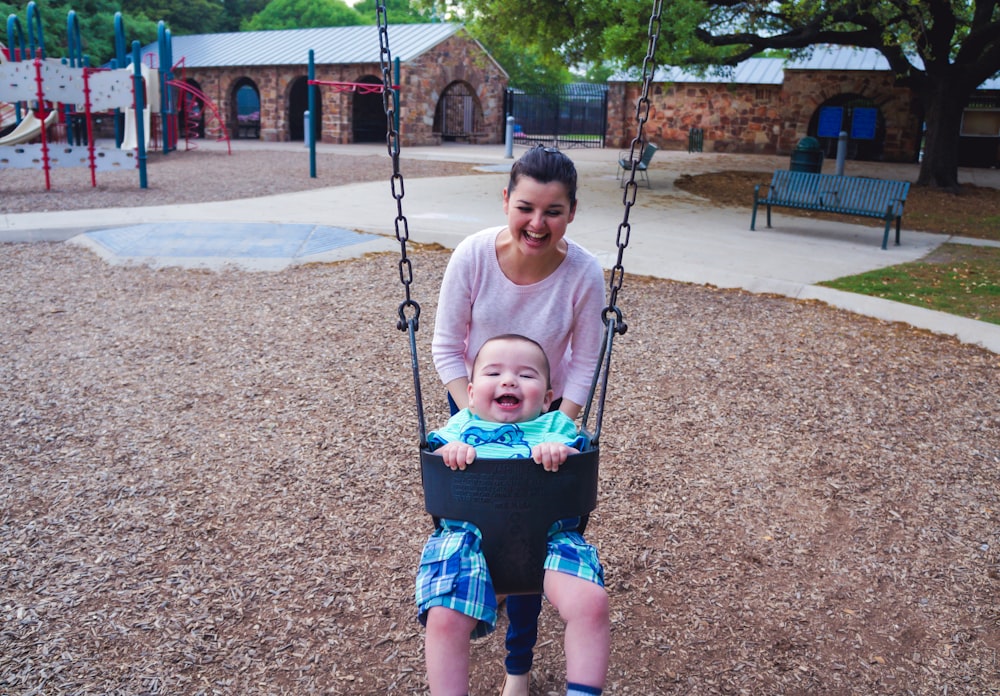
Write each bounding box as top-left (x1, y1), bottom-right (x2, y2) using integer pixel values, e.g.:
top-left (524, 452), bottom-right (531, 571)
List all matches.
top-left (377, 0), bottom-right (664, 595)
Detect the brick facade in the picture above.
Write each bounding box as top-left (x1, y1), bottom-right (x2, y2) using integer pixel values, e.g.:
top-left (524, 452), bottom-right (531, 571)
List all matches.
top-left (609, 68), bottom-right (921, 162)
top-left (175, 32), bottom-right (507, 146)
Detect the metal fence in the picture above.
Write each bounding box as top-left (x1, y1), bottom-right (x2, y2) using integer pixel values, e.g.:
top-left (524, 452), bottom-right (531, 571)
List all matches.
top-left (505, 84), bottom-right (608, 149)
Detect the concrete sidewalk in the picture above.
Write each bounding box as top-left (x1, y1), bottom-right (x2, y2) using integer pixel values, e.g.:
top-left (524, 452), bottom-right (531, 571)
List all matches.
top-left (2, 142), bottom-right (998, 353)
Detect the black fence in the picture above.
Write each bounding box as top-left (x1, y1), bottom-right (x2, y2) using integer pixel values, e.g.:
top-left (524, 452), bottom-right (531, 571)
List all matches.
top-left (505, 84), bottom-right (608, 149)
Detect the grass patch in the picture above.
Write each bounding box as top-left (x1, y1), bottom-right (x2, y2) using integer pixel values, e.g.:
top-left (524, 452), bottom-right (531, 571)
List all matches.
top-left (819, 243), bottom-right (1000, 324)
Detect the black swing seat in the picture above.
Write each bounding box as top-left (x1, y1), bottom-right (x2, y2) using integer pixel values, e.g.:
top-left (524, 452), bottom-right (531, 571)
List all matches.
top-left (420, 447), bottom-right (599, 596)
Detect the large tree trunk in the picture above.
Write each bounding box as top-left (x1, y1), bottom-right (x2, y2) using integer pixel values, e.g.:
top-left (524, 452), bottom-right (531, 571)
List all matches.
top-left (916, 76), bottom-right (969, 190)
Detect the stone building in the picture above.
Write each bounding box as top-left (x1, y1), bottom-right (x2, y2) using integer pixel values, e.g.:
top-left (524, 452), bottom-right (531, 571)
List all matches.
top-left (139, 23), bottom-right (508, 146)
top-left (607, 46), bottom-right (1000, 166)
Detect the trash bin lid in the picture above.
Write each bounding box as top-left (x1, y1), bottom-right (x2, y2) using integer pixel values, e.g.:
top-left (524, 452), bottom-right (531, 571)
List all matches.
top-left (795, 136), bottom-right (821, 151)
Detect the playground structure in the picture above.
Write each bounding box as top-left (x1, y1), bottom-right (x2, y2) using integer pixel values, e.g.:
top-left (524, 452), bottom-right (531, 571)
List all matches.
top-left (0, 1), bottom-right (230, 191)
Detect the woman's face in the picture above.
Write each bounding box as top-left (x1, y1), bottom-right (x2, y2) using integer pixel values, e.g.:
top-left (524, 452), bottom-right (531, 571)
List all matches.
top-left (502, 176), bottom-right (577, 257)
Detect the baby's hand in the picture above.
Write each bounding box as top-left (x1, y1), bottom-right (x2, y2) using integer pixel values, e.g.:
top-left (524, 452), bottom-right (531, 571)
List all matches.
top-left (531, 443), bottom-right (580, 472)
top-left (437, 442), bottom-right (477, 470)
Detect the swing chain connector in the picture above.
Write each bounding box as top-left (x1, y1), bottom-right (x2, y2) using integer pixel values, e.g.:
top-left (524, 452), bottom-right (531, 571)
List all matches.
top-left (397, 299), bottom-right (421, 332)
top-left (601, 304), bottom-right (627, 336)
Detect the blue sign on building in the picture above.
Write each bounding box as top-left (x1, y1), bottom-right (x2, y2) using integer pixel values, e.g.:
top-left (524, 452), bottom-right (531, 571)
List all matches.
top-left (818, 106), bottom-right (844, 138)
top-left (850, 107), bottom-right (878, 140)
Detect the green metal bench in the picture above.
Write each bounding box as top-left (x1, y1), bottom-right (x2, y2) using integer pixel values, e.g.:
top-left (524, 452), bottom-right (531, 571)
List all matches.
top-left (617, 142), bottom-right (659, 188)
top-left (751, 169), bottom-right (911, 249)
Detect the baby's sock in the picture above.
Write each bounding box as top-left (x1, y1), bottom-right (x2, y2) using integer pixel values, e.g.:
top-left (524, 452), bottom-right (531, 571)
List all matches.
top-left (566, 683), bottom-right (602, 696)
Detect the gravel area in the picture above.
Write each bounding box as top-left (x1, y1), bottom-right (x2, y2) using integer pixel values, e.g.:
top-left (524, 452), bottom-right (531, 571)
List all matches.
top-left (0, 144), bottom-right (480, 214)
top-left (2, 144), bottom-right (999, 694)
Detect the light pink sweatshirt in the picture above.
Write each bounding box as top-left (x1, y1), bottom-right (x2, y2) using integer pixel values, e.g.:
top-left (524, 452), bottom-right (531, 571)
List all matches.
top-left (432, 226), bottom-right (606, 408)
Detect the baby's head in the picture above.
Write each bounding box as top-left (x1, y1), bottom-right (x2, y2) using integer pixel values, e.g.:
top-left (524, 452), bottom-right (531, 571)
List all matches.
top-left (507, 145), bottom-right (578, 208)
top-left (468, 334), bottom-right (553, 423)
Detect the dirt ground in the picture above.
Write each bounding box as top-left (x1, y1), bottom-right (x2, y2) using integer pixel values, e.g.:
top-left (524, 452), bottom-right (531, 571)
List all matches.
top-left (2, 145), bottom-right (999, 695)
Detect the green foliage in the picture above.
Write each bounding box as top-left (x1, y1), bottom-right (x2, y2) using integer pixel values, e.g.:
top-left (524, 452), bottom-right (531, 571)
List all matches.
top-left (352, 0), bottom-right (436, 24)
top-left (241, 0), bottom-right (369, 31)
top-left (219, 0), bottom-right (271, 31)
top-left (2, 0), bottom-right (158, 65)
top-left (121, 0), bottom-right (225, 36)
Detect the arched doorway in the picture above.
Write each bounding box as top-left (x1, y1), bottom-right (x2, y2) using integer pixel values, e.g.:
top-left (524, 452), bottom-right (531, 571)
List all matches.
top-left (434, 81), bottom-right (483, 141)
top-left (231, 79), bottom-right (260, 139)
top-left (352, 75), bottom-right (384, 143)
top-left (288, 76), bottom-right (321, 143)
top-left (808, 94), bottom-right (886, 161)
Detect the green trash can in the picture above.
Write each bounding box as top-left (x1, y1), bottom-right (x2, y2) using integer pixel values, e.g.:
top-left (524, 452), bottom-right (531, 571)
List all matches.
top-left (790, 136), bottom-right (823, 173)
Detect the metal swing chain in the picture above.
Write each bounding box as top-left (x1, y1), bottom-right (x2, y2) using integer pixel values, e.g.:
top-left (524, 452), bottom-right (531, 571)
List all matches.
top-left (584, 0), bottom-right (662, 442)
top-left (378, 4), bottom-right (416, 331)
top-left (378, 1), bottom-right (429, 445)
top-left (609, 0), bottom-right (663, 327)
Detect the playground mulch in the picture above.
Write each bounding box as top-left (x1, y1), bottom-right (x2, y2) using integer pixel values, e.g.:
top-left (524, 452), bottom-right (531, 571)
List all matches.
top-left (0, 145), bottom-right (481, 214)
top-left (2, 206), bottom-right (999, 696)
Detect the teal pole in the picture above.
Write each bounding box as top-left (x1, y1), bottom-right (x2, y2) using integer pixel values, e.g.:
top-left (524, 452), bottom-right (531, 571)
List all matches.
top-left (132, 40), bottom-right (147, 189)
top-left (308, 49), bottom-right (316, 178)
top-left (394, 56), bottom-right (400, 134)
top-left (113, 12), bottom-right (127, 147)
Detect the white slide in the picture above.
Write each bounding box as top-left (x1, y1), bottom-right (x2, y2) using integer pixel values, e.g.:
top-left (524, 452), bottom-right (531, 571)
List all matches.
top-left (120, 64), bottom-right (157, 151)
top-left (0, 110), bottom-right (57, 146)
top-left (120, 105), bottom-right (150, 150)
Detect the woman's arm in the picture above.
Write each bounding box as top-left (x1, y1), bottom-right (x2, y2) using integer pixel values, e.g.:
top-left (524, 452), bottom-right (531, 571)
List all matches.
top-left (445, 377), bottom-right (470, 411)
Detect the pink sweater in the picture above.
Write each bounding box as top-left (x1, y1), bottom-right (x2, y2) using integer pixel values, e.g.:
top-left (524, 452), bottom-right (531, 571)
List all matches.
top-left (432, 226), bottom-right (606, 408)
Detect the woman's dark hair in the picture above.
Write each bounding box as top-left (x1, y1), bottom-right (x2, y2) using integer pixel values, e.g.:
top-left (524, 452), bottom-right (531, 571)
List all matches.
top-left (507, 145), bottom-right (578, 206)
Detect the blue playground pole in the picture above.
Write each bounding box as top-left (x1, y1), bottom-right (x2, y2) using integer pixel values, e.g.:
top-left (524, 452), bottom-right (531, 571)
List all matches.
top-left (309, 49), bottom-right (316, 178)
top-left (6, 15), bottom-right (27, 122)
top-left (132, 40), bottom-right (148, 189)
top-left (113, 12), bottom-right (127, 147)
top-left (394, 57), bottom-right (400, 134)
top-left (158, 22), bottom-right (174, 154)
top-left (66, 11), bottom-right (83, 146)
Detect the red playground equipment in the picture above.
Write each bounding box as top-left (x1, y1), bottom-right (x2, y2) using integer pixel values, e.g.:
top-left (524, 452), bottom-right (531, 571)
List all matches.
top-left (1, 2), bottom-right (230, 193)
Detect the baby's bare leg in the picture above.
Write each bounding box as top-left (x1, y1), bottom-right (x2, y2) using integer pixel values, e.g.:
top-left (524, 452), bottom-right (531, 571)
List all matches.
top-left (543, 571), bottom-right (610, 688)
top-left (425, 606), bottom-right (477, 695)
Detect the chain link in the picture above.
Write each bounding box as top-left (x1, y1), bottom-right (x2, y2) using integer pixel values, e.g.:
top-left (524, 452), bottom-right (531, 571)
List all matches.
top-left (607, 0), bottom-right (663, 334)
top-left (378, 4), bottom-right (420, 332)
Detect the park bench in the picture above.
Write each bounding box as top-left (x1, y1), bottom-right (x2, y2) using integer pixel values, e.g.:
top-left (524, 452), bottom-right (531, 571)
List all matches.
top-left (751, 169), bottom-right (910, 249)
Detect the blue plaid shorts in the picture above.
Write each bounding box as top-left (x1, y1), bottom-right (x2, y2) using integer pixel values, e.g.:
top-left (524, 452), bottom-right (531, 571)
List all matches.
top-left (415, 518), bottom-right (604, 639)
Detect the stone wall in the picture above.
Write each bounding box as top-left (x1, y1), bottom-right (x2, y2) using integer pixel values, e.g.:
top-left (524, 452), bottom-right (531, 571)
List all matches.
top-left (608, 68), bottom-right (920, 162)
top-left (176, 31), bottom-right (507, 146)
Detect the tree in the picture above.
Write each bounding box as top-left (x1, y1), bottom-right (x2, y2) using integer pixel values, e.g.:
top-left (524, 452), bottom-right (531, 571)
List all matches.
top-left (241, 0), bottom-right (368, 31)
top-left (121, 0), bottom-right (226, 36)
top-left (353, 0), bottom-right (435, 24)
top-left (220, 0), bottom-right (271, 31)
top-left (2, 0), bottom-right (158, 65)
top-left (685, 0), bottom-right (1000, 189)
top-left (431, 0), bottom-right (1000, 190)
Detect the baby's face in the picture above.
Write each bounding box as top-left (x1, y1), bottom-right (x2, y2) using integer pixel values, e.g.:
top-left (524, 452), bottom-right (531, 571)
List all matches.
top-left (468, 338), bottom-right (553, 423)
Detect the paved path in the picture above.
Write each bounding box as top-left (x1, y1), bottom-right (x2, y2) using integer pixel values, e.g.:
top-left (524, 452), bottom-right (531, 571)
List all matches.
top-left (2, 141), bottom-right (998, 353)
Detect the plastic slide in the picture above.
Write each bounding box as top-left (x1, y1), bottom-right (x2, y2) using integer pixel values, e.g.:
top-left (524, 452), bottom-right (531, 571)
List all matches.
top-left (120, 64), bottom-right (157, 151)
top-left (0, 110), bottom-right (57, 146)
top-left (120, 104), bottom-right (150, 150)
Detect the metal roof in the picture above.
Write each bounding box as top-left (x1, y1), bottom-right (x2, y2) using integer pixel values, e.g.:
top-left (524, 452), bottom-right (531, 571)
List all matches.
top-left (630, 45), bottom-right (1000, 90)
top-left (653, 58), bottom-right (784, 85)
top-left (140, 23), bottom-right (463, 68)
